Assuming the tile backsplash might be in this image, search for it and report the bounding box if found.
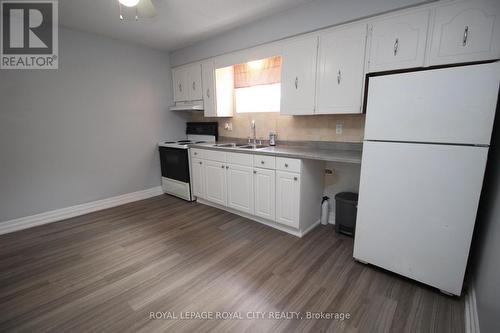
[190,112,365,142]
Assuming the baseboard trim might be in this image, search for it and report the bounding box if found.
[0,186,163,235]
[465,282,480,333]
[196,198,320,238]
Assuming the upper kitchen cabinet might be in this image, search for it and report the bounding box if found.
[280,35,318,115]
[429,0,500,66]
[368,10,430,72]
[201,60,216,117]
[316,24,367,114]
[172,66,189,102]
[172,63,202,102]
[188,63,203,100]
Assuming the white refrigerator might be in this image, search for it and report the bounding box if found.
[353,62,500,296]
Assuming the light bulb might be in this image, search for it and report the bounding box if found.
[119,0,140,7]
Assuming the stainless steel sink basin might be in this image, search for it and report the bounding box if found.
[212,143,269,149]
[239,144,269,149]
[213,143,237,147]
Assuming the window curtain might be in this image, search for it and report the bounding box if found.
[233,56,282,89]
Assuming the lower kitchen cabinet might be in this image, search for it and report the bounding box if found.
[191,158,205,199]
[254,168,276,221]
[275,171,301,228]
[227,164,254,214]
[203,160,227,206]
[190,149,325,237]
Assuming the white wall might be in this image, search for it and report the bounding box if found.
[324,162,361,221]
[0,28,187,222]
[170,0,432,66]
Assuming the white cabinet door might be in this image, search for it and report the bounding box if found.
[368,10,430,72]
[172,67,188,102]
[275,171,300,228]
[204,160,227,206]
[191,158,205,199]
[316,24,367,114]
[201,60,217,117]
[280,35,318,115]
[227,164,254,214]
[429,0,500,66]
[187,63,203,100]
[253,168,275,221]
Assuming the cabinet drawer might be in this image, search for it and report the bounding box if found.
[276,157,301,173]
[227,152,253,166]
[253,155,276,169]
[190,148,226,162]
[190,148,204,159]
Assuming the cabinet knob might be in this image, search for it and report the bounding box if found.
[221,165,225,169]
[463,26,469,46]
[393,38,399,56]
[194,152,197,155]
[199,161,202,165]
[285,163,288,168]
[261,160,264,164]
[253,170,257,174]
[226,166,229,169]
[294,177,298,181]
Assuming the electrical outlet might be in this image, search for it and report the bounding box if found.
[336,123,343,135]
[224,122,233,131]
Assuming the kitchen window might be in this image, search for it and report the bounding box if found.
[233,56,281,113]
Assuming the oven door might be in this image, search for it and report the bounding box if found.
[159,147,190,183]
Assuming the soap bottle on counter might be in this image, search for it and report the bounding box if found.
[269,131,277,146]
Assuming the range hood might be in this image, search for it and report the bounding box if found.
[169,100,204,111]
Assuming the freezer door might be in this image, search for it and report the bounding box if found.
[353,141,488,295]
[364,62,500,145]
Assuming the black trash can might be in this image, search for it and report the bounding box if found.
[335,192,359,236]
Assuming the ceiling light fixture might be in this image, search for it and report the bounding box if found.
[119,0,140,7]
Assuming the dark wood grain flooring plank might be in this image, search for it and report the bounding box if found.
[0,195,465,333]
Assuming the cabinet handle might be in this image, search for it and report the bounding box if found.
[206,89,210,98]
[463,26,469,46]
[253,170,257,174]
[192,81,196,91]
[394,38,399,56]
[294,76,298,89]
[294,177,298,181]
[285,163,288,168]
[337,70,342,85]
[179,83,182,92]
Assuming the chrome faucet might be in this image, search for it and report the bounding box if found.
[251,120,256,144]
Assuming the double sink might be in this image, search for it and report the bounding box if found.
[213,143,269,150]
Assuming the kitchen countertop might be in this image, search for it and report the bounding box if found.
[189,140,363,164]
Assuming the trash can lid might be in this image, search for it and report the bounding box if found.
[335,192,358,203]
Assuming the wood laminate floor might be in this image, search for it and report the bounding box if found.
[0,195,464,333]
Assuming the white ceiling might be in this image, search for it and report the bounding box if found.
[60,0,316,51]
